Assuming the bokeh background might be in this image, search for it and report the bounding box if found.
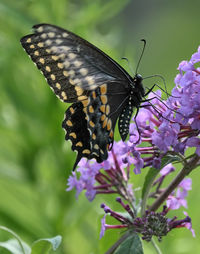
[0,0,200,253]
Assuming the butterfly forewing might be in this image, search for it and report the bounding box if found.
[20,24,134,170]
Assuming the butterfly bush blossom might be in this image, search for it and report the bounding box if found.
[67,46,200,242]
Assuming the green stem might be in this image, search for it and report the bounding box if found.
[151,238,162,254]
[105,231,130,254]
[141,169,160,216]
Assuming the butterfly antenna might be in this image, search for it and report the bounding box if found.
[121,57,134,75]
[135,39,146,74]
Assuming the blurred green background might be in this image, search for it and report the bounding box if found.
[0,0,200,253]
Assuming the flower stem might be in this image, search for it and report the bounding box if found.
[151,238,163,254]
[149,154,200,211]
[104,231,130,254]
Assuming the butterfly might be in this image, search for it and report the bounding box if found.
[20,24,146,170]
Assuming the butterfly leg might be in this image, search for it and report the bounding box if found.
[133,107,142,144]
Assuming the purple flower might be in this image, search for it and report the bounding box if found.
[100,214,107,239]
[183,211,195,237]
[66,172,84,199]
[160,163,175,176]
[166,178,192,210]
[66,158,100,201]
[169,211,195,237]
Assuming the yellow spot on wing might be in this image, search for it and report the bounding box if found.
[59,53,65,59]
[69,78,75,85]
[39,58,45,64]
[94,144,99,150]
[41,33,47,39]
[109,130,114,139]
[50,74,56,80]
[52,55,59,61]
[100,84,107,94]
[46,66,51,72]
[56,39,62,44]
[61,91,67,100]
[69,132,77,139]
[69,70,75,77]
[62,32,68,37]
[57,63,64,69]
[56,83,61,89]
[64,60,70,68]
[82,149,90,154]
[34,51,39,56]
[79,95,88,101]
[92,91,96,99]
[100,105,106,113]
[92,133,96,140]
[51,46,58,53]
[74,60,82,67]
[89,121,95,127]
[106,105,110,115]
[88,105,94,113]
[80,68,88,76]
[75,87,83,96]
[107,119,112,131]
[100,149,104,154]
[100,95,107,104]
[45,40,52,46]
[103,118,108,128]
[26,38,31,43]
[37,26,44,33]
[68,53,76,60]
[101,114,106,121]
[48,32,55,38]
[63,71,69,77]
[66,120,72,126]
[30,44,35,49]
[76,142,83,147]
[83,107,87,114]
[70,107,75,114]
[38,42,44,47]
[82,98,90,107]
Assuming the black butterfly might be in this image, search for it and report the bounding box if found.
[20,24,146,170]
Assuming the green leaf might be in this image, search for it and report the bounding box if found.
[141,154,182,215]
[160,154,182,168]
[31,235,62,254]
[0,239,31,254]
[0,226,30,254]
[114,233,143,254]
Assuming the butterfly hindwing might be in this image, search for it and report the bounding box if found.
[62,82,129,168]
[62,102,91,170]
[84,82,129,160]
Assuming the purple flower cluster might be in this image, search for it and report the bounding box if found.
[67,142,134,201]
[100,200,194,241]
